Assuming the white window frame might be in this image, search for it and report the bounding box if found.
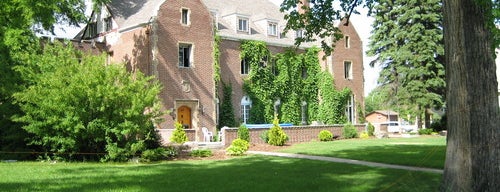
[238,17,249,33]
[181,8,190,26]
[241,58,250,74]
[344,60,353,80]
[296,29,304,38]
[179,43,193,68]
[268,22,278,36]
[345,35,350,48]
[345,95,355,124]
[241,96,252,124]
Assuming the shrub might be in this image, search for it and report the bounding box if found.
[171,122,188,143]
[418,128,433,135]
[367,123,375,136]
[164,146,179,159]
[342,123,358,139]
[190,149,213,157]
[226,138,249,156]
[141,148,167,162]
[267,117,289,146]
[318,130,333,141]
[238,124,250,142]
[259,130,269,143]
[360,132,370,139]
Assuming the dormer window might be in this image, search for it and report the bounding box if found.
[238,17,249,32]
[268,22,278,36]
[104,17,112,31]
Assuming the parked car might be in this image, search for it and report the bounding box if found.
[386,121,417,133]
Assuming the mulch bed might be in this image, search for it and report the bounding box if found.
[174,143,292,161]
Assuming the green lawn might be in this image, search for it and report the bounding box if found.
[279,136,446,169]
[0,156,441,192]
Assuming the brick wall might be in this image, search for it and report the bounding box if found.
[155,0,217,137]
[330,20,365,121]
[221,124,366,146]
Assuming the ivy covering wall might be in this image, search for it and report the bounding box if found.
[240,40,350,125]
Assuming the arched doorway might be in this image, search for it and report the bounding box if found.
[177,106,192,128]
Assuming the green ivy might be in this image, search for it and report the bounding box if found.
[240,40,349,125]
[317,71,351,124]
[218,81,236,128]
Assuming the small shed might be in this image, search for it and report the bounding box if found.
[365,110,399,124]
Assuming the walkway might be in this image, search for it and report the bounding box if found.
[247,151,443,174]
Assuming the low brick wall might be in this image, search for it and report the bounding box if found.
[157,129,196,144]
[221,124,366,146]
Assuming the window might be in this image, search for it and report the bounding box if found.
[268,22,278,36]
[238,18,249,32]
[345,36,350,48]
[344,61,353,79]
[181,8,189,25]
[296,29,304,38]
[104,17,112,31]
[179,43,192,67]
[346,95,355,124]
[241,96,252,124]
[87,22,97,38]
[241,58,250,74]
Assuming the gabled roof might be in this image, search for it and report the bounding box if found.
[367,110,399,116]
[107,0,166,31]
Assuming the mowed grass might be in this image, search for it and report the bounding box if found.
[0,155,441,192]
[279,136,446,169]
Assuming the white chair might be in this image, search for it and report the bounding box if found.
[201,127,213,142]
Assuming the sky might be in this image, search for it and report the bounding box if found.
[47,0,380,96]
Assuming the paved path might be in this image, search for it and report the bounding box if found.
[247,151,443,174]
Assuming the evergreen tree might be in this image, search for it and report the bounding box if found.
[367,0,445,127]
[218,81,236,128]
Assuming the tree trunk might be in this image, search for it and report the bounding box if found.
[442,0,500,191]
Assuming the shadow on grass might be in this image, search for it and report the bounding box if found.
[0,155,441,192]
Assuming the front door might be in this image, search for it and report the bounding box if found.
[177,106,192,128]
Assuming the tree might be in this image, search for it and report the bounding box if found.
[281,0,499,190]
[367,0,445,128]
[13,42,163,161]
[218,81,237,128]
[0,0,109,159]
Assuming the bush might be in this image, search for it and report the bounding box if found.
[318,130,333,141]
[267,117,289,146]
[226,138,249,156]
[259,130,269,143]
[367,123,375,136]
[238,124,250,142]
[418,128,433,135]
[141,148,168,162]
[430,115,447,132]
[164,146,179,159]
[360,132,370,139]
[190,149,213,157]
[342,123,358,139]
[171,122,188,143]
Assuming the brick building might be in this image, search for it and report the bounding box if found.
[76,0,364,141]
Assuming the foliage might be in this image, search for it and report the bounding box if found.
[226,138,249,156]
[171,122,188,144]
[317,71,351,124]
[141,148,167,162]
[163,146,180,159]
[218,81,236,128]
[360,132,370,139]
[367,0,445,126]
[367,123,375,136]
[267,117,289,146]
[318,130,333,141]
[430,114,446,132]
[259,130,270,143]
[241,41,322,124]
[418,128,433,135]
[342,123,358,139]
[237,124,250,142]
[12,42,162,162]
[190,149,213,157]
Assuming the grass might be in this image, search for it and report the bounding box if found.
[0,156,441,192]
[279,136,446,169]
